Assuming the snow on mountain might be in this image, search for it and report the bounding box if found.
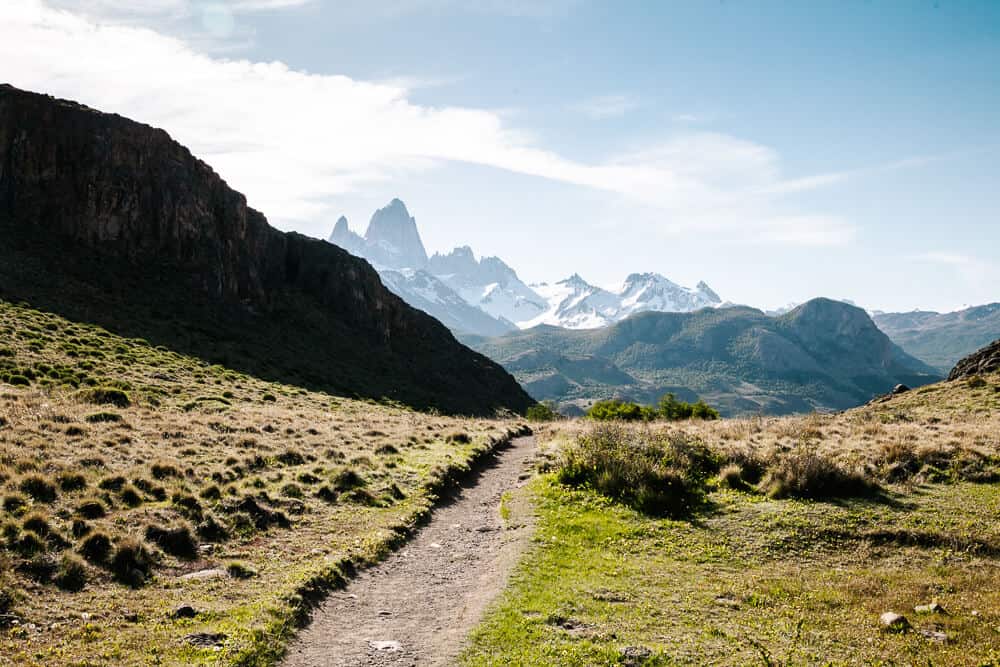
[524,273,721,330]
[327,198,723,335]
[429,246,547,324]
[617,273,722,319]
[378,268,513,337]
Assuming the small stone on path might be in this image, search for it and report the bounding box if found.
[369,640,402,652]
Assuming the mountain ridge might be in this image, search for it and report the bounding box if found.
[0,83,532,415]
[462,298,940,416]
[326,206,723,335]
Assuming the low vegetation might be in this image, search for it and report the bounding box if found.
[465,371,1000,665]
[0,299,527,665]
[586,393,719,422]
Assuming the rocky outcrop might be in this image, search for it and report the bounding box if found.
[948,339,1000,380]
[0,84,532,415]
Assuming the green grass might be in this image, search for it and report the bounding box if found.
[463,476,1000,666]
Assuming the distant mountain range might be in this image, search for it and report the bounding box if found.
[461,298,941,417]
[872,304,1000,373]
[0,85,532,416]
[328,201,721,336]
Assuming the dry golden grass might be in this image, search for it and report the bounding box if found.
[0,300,526,665]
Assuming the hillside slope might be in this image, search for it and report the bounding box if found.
[464,299,940,416]
[873,304,1000,372]
[0,84,531,415]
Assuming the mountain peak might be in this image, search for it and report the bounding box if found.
[696,281,721,304]
[362,198,428,269]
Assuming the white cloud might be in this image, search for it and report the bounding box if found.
[572,94,640,119]
[1,0,860,245]
[910,252,995,284]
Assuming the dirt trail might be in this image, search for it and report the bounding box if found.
[282,436,537,667]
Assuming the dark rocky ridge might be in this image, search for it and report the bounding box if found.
[0,84,532,415]
[948,339,1000,381]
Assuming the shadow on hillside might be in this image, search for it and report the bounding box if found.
[0,238,529,416]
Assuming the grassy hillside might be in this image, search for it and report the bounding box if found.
[0,299,527,665]
[465,299,940,416]
[464,372,1000,665]
[874,304,1000,373]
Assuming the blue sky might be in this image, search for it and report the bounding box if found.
[3,0,998,311]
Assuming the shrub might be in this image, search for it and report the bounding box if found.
[718,463,751,491]
[526,402,559,422]
[199,484,222,500]
[133,478,166,500]
[58,472,87,492]
[71,519,91,538]
[18,554,58,583]
[15,530,46,557]
[332,469,366,491]
[262,393,277,402]
[280,483,304,499]
[171,492,202,520]
[145,523,197,559]
[315,485,338,503]
[446,432,472,444]
[85,412,122,424]
[79,531,113,563]
[98,475,126,492]
[968,375,988,389]
[7,375,30,387]
[761,450,879,500]
[2,493,28,515]
[196,514,229,542]
[22,512,51,536]
[150,462,181,480]
[558,425,717,516]
[587,399,655,422]
[119,485,143,507]
[19,475,57,502]
[111,539,154,587]
[226,562,256,579]
[78,387,131,408]
[54,554,88,592]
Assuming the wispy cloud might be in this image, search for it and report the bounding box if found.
[910,252,995,284]
[572,94,640,119]
[2,0,865,246]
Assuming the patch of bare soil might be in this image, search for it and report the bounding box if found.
[282,436,537,666]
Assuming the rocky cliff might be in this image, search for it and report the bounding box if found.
[948,339,1000,380]
[0,84,532,415]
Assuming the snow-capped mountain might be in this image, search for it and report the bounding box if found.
[378,268,514,337]
[428,246,547,324]
[329,199,428,270]
[523,273,722,329]
[326,199,723,336]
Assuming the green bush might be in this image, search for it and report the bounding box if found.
[78,386,131,408]
[526,402,559,422]
[587,399,655,422]
[558,424,717,516]
[762,449,878,500]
